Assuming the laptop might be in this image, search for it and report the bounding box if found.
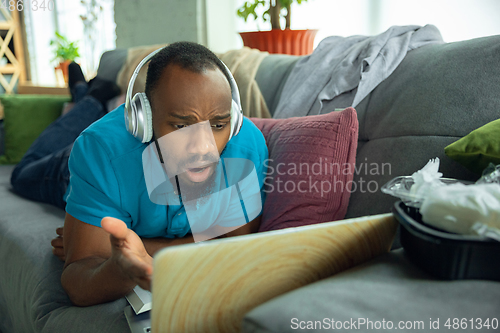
[125,213,397,333]
[124,304,151,333]
[124,286,152,333]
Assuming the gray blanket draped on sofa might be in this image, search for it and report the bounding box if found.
[273,24,443,118]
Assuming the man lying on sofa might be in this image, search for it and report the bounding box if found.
[11,42,268,306]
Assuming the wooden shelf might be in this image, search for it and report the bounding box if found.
[0,22,11,30]
[18,82,70,96]
[0,9,26,94]
[0,64,15,74]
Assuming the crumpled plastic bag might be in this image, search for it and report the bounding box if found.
[409,158,444,199]
[382,158,500,241]
[381,158,454,208]
[476,163,500,185]
[420,182,500,238]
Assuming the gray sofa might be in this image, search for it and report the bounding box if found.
[1,35,500,332]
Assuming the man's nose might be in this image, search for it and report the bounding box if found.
[186,127,215,155]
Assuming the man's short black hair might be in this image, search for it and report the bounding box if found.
[145,41,232,105]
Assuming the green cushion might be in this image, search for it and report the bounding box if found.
[445,118,500,174]
[0,95,69,165]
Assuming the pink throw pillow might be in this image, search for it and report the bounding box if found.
[251,107,359,232]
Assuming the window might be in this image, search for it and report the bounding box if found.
[23,0,115,86]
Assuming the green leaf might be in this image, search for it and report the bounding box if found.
[236,0,267,22]
[49,31,80,63]
[236,0,311,29]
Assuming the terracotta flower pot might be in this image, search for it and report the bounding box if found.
[54,60,72,85]
[239,29,318,55]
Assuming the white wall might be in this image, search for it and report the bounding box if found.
[371,0,500,43]
[206,0,240,53]
[114,0,238,54]
[115,0,205,48]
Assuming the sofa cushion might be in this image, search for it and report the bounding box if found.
[0,165,129,333]
[251,107,358,232]
[445,118,500,175]
[242,249,500,333]
[0,95,69,165]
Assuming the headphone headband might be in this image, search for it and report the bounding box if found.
[124,48,162,114]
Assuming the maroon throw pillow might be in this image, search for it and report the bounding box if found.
[251,107,359,232]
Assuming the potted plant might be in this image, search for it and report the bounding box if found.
[50,31,81,84]
[237,0,317,55]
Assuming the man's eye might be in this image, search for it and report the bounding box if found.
[174,124,187,129]
[211,123,226,130]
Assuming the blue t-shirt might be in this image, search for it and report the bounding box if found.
[64,105,268,238]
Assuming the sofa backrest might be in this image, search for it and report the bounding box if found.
[255,54,300,115]
[347,35,500,222]
[96,48,128,83]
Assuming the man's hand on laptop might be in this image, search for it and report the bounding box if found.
[101,217,154,291]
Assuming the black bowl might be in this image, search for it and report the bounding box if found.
[393,201,500,281]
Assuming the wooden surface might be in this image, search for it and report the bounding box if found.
[152,213,398,333]
[0,9,26,94]
[17,82,70,96]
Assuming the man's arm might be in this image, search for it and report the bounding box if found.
[141,235,194,256]
[62,213,152,307]
[218,215,262,238]
[59,213,261,306]
[228,215,261,235]
[141,215,261,255]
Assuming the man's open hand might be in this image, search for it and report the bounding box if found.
[101,217,153,291]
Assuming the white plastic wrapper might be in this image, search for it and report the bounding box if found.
[409,158,444,199]
[420,182,500,239]
[381,158,448,208]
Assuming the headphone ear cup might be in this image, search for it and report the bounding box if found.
[132,92,153,143]
[125,98,137,137]
[229,99,242,140]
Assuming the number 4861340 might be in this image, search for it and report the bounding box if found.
[0,0,55,11]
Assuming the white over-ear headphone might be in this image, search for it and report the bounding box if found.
[124,48,244,143]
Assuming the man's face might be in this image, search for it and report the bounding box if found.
[151,64,232,192]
